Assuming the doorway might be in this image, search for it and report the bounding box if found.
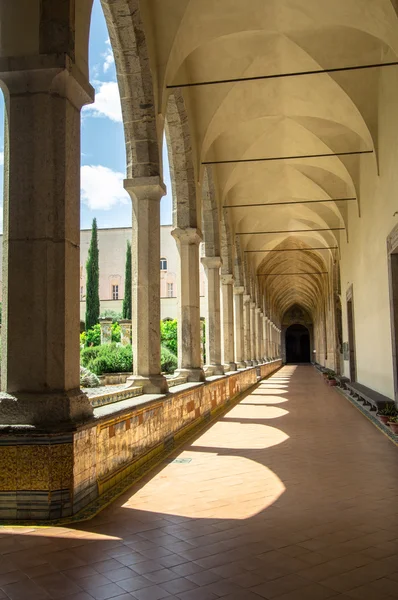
[286,324,310,363]
[346,288,356,382]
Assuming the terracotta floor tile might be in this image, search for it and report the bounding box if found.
[1,367,398,600]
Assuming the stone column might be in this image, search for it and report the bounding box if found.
[0,60,94,425]
[221,274,237,372]
[99,318,113,345]
[267,319,272,358]
[125,177,168,394]
[119,319,132,346]
[201,257,224,375]
[262,314,268,361]
[171,228,205,382]
[250,301,258,365]
[234,287,246,369]
[255,308,262,363]
[243,294,252,366]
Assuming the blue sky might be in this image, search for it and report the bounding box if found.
[0,0,172,232]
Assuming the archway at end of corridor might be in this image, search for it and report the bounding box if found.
[285,324,310,363]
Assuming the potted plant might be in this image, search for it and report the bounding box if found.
[377,403,397,425]
[387,415,398,434]
[327,373,337,386]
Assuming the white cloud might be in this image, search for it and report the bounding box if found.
[81,165,129,210]
[103,39,115,74]
[84,81,122,122]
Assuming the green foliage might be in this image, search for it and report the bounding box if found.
[100,309,122,320]
[388,415,398,423]
[111,322,121,343]
[80,366,100,388]
[161,345,178,374]
[378,403,398,417]
[122,240,132,320]
[80,323,101,347]
[85,218,100,330]
[82,343,133,375]
[160,319,178,355]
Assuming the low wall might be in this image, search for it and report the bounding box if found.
[0,360,281,521]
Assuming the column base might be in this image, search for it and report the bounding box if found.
[245,360,253,367]
[0,389,93,427]
[224,362,238,372]
[126,374,169,394]
[252,360,259,366]
[237,361,247,369]
[204,364,225,376]
[175,368,206,383]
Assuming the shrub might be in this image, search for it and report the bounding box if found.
[85,343,133,375]
[160,319,178,355]
[80,345,102,368]
[161,345,178,375]
[80,366,100,388]
[80,323,101,347]
[111,322,121,343]
[99,309,122,320]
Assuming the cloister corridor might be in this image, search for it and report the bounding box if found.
[1,366,397,600]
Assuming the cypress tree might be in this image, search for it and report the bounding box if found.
[122,240,132,319]
[85,218,100,330]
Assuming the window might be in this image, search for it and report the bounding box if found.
[160,257,167,271]
[112,285,119,300]
[167,283,174,298]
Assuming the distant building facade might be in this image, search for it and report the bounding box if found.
[79,225,207,323]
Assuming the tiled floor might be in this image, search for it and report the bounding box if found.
[1,365,398,599]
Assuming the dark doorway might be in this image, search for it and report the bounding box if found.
[347,293,356,382]
[286,324,310,363]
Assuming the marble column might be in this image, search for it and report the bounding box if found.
[125,177,168,394]
[255,307,262,363]
[267,319,272,358]
[0,61,94,425]
[250,301,258,365]
[99,318,113,345]
[221,274,237,372]
[171,228,205,382]
[262,314,268,361]
[119,320,132,346]
[234,287,246,369]
[201,257,224,375]
[243,294,252,366]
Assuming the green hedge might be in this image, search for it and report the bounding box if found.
[81,343,177,376]
[160,319,178,355]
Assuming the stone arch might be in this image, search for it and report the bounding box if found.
[101,0,160,179]
[165,90,199,229]
[201,166,220,257]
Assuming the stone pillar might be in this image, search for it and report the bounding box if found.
[255,308,262,363]
[125,177,168,394]
[243,294,252,366]
[171,228,205,382]
[234,287,246,369]
[221,274,237,372]
[0,60,94,425]
[201,257,224,375]
[99,318,113,345]
[119,319,132,346]
[262,314,268,361]
[250,301,258,365]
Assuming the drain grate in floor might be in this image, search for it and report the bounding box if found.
[166,457,192,464]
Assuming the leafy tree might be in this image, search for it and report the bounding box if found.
[85,218,100,330]
[160,319,178,355]
[122,240,132,319]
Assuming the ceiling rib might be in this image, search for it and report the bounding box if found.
[237,228,345,236]
[204,150,372,165]
[245,247,338,253]
[225,198,356,208]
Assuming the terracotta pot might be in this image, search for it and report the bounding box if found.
[377,414,390,425]
[388,422,398,434]
[328,379,337,386]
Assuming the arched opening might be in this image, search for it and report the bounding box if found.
[286,324,311,364]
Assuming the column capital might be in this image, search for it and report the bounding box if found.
[124,176,166,201]
[250,301,256,309]
[233,286,245,295]
[255,306,262,314]
[0,54,94,110]
[171,227,203,245]
[221,273,234,286]
[201,256,222,269]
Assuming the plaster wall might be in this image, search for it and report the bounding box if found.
[339,68,398,398]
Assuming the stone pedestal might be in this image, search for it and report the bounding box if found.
[0,59,94,425]
[243,294,252,366]
[234,287,246,368]
[119,319,132,346]
[125,177,168,394]
[221,274,237,372]
[202,257,224,375]
[99,318,113,345]
[171,228,205,382]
